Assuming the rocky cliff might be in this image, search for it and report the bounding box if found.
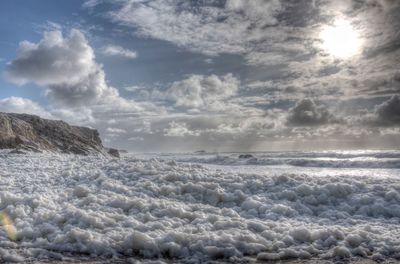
[0,112,108,155]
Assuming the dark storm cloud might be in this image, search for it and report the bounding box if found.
[375,95,400,125]
[287,99,336,126]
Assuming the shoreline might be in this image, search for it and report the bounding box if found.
[37,257,400,264]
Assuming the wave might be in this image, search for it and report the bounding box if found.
[170,151,400,169]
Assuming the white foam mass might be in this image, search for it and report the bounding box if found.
[0,150,399,262]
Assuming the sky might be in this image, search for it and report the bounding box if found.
[0,0,400,152]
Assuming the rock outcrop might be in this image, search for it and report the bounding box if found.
[106,148,120,158]
[238,154,254,159]
[0,112,106,155]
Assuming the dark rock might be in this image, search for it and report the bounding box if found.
[238,154,254,159]
[107,148,120,158]
[0,112,106,155]
[9,149,27,155]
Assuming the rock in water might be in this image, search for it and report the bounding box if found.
[0,112,106,155]
[107,148,120,158]
[238,154,254,159]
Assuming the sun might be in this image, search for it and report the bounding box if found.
[319,19,362,59]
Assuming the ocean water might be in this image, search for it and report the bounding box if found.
[0,150,399,262]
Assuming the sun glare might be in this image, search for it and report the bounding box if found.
[320,19,362,59]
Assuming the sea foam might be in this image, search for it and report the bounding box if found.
[0,150,398,262]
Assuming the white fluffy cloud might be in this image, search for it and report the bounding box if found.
[50,107,95,124]
[3,29,169,148]
[166,74,239,109]
[106,127,127,134]
[5,30,94,86]
[0,97,51,118]
[5,30,120,107]
[163,121,200,137]
[101,45,137,59]
[4,29,162,121]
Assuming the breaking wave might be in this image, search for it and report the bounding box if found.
[168,150,400,169]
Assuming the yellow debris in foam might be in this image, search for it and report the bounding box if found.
[0,212,16,241]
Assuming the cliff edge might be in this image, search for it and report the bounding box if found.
[0,112,108,155]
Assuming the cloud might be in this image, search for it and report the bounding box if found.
[34,20,62,33]
[97,0,321,69]
[110,0,283,57]
[104,127,128,140]
[82,0,103,9]
[50,107,95,124]
[3,28,168,147]
[0,97,96,127]
[287,99,335,126]
[127,136,144,141]
[104,0,400,100]
[225,0,282,23]
[374,94,400,124]
[166,74,239,109]
[45,68,120,107]
[163,121,200,137]
[124,85,145,92]
[5,29,120,107]
[101,45,137,59]
[0,97,51,118]
[370,0,400,10]
[355,95,400,127]
[106,127,127,134]
[2,1,398,151]
[153,108,286,141]
[211,114,284,137]
[6,30,95,86]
